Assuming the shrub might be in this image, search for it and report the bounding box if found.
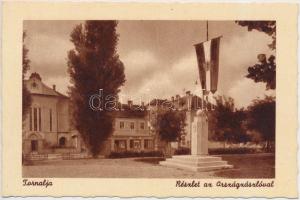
[174,147,191,155]
[172,147,267,155]
[108,151,163,158]
[208,147,259,155]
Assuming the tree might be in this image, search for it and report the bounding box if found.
[210,96,249,147]
[246,96,275,151]
[22,31,32,120]
[67,21,126,157]
[237,21,276,50]
[246,54,275,90]
[153,109,186,156]
[236,21,276,89]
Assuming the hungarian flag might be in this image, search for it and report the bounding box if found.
[194,37,221,94]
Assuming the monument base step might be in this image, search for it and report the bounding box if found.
[160,155,233,172]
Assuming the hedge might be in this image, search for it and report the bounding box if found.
[174,147,260,155]
[108,151,163,158]
[209,147,258,155]
[174,147,191,155]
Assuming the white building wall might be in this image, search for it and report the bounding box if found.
[114,118,150,136]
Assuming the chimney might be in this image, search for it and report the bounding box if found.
[186,90,191,96]
[52,84,56,91]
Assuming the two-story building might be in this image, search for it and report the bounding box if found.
[22,72,83,155]
[109,105,155,152]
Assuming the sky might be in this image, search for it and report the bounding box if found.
[24,20,275,108]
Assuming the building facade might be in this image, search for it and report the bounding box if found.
[22,73,83,155]
[109,115,155,153]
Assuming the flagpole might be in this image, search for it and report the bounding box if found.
[206,21,208,41]
[202,89,205,110]
[202,20,209,110]
[193,35,222,46]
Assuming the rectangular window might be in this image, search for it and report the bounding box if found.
[120,121,124,129]
[49,109,52,132]
[115,140,126,150]
[144,139,153,149]
[130,122,135,130]
[119,140,126,149]
[140,122,145,130]
[133,140,141,149]
[144,139,148,148]
[29,107,32,131]
[38,108,41,131]
[130,140,134,148]
[33,108,37,131]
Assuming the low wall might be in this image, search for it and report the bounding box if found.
[24,152,90,161]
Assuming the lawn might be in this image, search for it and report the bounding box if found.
[23,153,274,178]
[213,153,275,178]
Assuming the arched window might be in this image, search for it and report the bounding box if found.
[59,137,66,147]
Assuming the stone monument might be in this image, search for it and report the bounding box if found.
[159,110,233,172]
[160,30,233,171]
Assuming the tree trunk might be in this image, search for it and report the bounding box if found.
[165,142,172,158]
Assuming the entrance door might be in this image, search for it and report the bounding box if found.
[59,137,66,147]
[31,140,38,152]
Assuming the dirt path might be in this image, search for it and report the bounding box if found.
[23,158,215,178]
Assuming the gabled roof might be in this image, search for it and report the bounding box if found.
[25,73,68,98]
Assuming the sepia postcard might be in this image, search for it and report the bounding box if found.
[1,1,298,198]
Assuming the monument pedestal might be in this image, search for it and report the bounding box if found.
[159,110,233,172]
[160,155,232,172]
